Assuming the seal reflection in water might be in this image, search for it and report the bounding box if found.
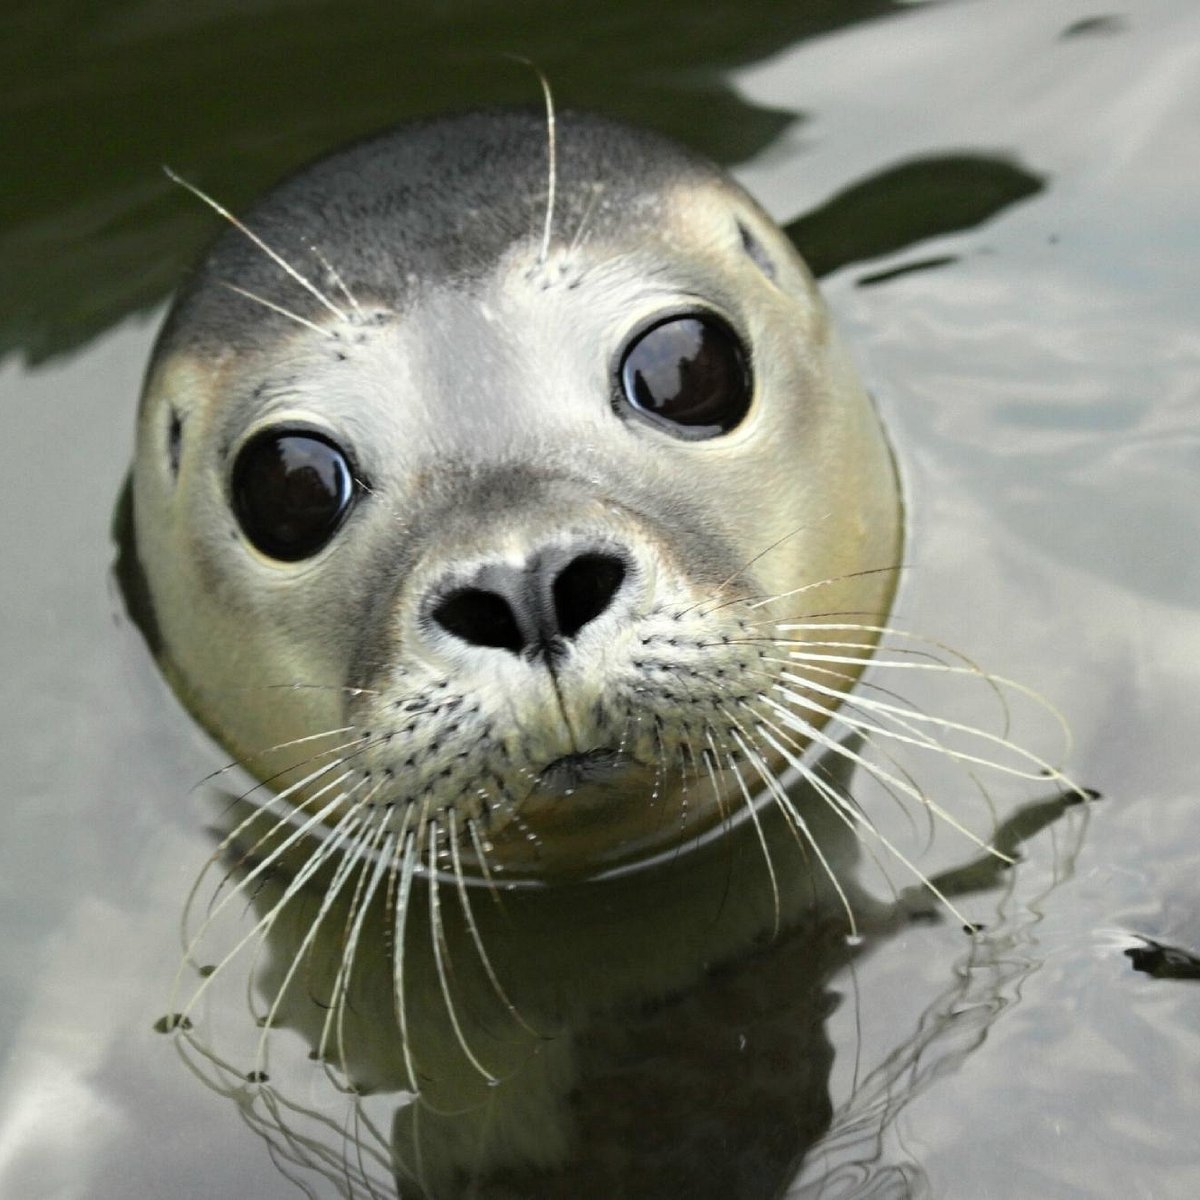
[123,110,1064,1198]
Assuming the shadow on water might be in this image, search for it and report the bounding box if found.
[157,746,1091,1199]
[786,156,1045,282]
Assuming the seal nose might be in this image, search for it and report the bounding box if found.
[430,546,629,658]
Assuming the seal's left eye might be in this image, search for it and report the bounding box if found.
[618,314,752,439]
[231,429,355,561]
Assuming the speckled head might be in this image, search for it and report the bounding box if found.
[129,109,901,880]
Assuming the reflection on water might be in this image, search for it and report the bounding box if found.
[160,755,1088,1198]
[167,773,855,1199]
[1,0,913,364]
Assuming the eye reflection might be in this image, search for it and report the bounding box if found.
[618,314,752,438]
[231,429,355,561]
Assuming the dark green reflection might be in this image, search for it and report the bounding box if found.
[786,154,1045,280]
[3,0,910,363]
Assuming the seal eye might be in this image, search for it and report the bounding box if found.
[618,314,752,438]
[231,429,355,561]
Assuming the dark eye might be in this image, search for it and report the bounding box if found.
[618,314,752,438]
[231,429,355,561]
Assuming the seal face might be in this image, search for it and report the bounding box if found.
[130,110,902,881]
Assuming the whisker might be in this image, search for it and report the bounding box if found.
[565,181,604,257]
[695,564,903,622]
[710,728,781,938]
[687,729,742,920]
[677,523,821,619]
[446,809,541,1037]
[176,797,369,1024]
[325,821,396,1086]
[427,817,500,1084]
[201,738,366,847]
[760,618,1078,759]
[176,772,360,999]
[164,166,349,323]
[465,811,505,904]
[752,711,976,928]
[763,688,1002,861]
[773,667,1068,784]
[727,722,858,937]
[743,565,907,612]
[261,684,380,698]
[218,281,337,339]
[307,242,366,320]
[190,725,357,793]
[391,828,422,1095]
[254,813,384,1079]
[202,762,360,918]
[535,66,557,266]
[713,648,943,854]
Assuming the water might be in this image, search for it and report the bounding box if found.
[3,1,1198,1196]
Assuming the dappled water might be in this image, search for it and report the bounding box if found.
[3,1,1199,1196]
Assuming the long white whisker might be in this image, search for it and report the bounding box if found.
[743,564,907,612]
[209,751,363,880]
[255,814,383,1078]
[565,181,603,257]
[219,281,337,339]
[677,523,822,620]
[214,757,358,874]
[736,653,948,848]
[174,773,359,1007]
[727,723,859,937]
[709,728,780,937]
[427,819,499,1083]
[192,725,358,791]
[326,821,396,1084]
[308,242,366,319]
[164,166,349,323]
[772,621,1075,755]
[774,668,1066,783]
[753,716,976,928]
[762,691,1003,864]
[535,68,557,265]
[391,829,421,1096]
[177,795,367,1022]
[207,745,362,866]
[752,703,919,895]
[465,812,505,905]
[446,809,539,1037]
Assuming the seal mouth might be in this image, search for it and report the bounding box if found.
[533,748,632,794]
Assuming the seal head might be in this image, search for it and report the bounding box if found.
[130,110,901,879]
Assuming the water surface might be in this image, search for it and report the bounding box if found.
[3,2,1198,1196]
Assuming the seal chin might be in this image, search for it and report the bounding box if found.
[533,748,633,794]
[477,750,694,881]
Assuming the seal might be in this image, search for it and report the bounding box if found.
[129,109,902,881]
[124,108,1051,1198]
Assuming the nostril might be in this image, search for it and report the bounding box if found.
[432,588,525,652]
[552,553,627,640]
[428,547,630,658]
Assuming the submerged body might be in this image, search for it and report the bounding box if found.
[126,109,907,1196]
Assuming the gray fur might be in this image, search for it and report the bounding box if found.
[157,110,719,357]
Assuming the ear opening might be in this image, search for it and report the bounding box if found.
[737,219,778,283]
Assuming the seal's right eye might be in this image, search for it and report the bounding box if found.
[230,429,355,562]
